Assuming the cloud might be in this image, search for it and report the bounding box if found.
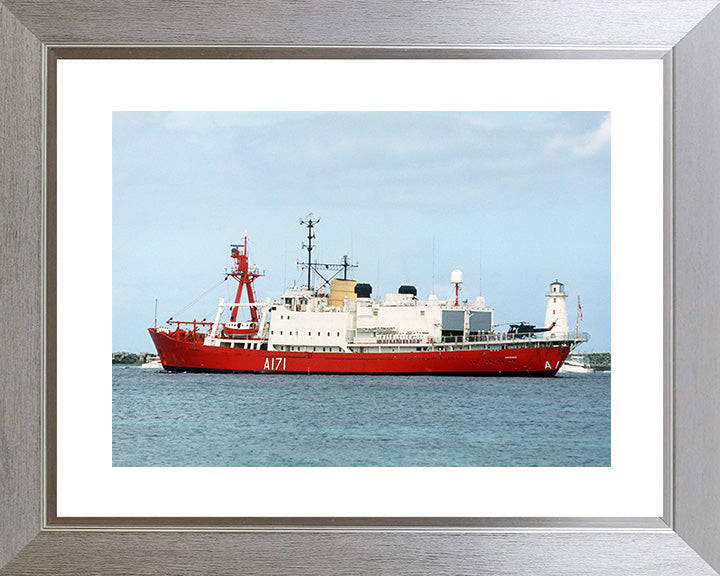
[163,112,317,132]
[547,114,610,157]
[463,116,504,130]
[115,111,610,212]
[573,115,611,157]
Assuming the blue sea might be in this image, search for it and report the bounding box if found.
[112,366,610,467]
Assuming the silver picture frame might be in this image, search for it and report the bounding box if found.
[2,1,720,574]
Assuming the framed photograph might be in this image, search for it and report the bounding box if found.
[2,2,720,574]
[58,60,657,520]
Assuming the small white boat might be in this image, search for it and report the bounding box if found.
[559,353,594,373]
[141,355,162,369]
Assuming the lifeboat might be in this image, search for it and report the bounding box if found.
[222,321,259,338]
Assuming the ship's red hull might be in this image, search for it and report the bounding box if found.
[149,329,571,376]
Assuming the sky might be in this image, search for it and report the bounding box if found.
[112,111,610,353]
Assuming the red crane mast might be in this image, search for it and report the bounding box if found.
[227,236,263,323]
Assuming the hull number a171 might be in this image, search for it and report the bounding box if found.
[264,357,287,371]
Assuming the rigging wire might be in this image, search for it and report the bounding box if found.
[166,277,228,321]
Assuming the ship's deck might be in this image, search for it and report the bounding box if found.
[202,331,589,354]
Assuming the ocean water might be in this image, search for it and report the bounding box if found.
[112,366,610,467]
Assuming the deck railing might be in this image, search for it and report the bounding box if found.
[441,331,589,344]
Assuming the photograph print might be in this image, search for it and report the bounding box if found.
[112,111,610,467]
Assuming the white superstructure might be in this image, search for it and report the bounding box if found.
[204,279,498,353]
[262,283,494,352]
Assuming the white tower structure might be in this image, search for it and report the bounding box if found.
[544,280,569,338]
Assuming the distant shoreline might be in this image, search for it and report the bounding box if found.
[112,352,154,366]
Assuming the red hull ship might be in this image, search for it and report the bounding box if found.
[149,220,587,376]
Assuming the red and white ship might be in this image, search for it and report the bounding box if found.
[149,219,588,376]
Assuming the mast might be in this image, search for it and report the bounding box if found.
[575,295,583,337]
[300,214,320,289]
[227,236,263,323]
[298,215,357,289]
